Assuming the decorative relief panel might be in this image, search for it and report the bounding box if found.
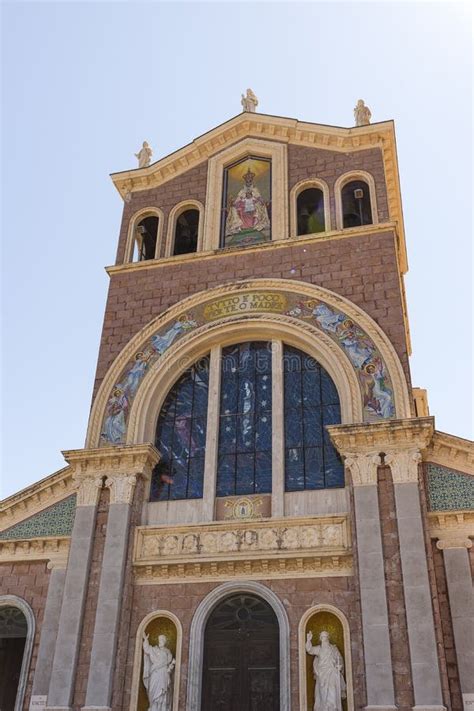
[133,515,351,584]
[0,495,76,540]
[427,463,474,512]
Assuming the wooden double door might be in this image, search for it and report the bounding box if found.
[201,594,280,711]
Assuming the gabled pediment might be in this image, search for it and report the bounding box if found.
[110,111,407,272]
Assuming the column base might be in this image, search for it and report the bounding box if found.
[45,708,73,711]
[81,708,112,711]
[412,707,446,711]
[365,707,398,711]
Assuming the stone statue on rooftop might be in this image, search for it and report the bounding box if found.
[241,88,258,113]
[135,141,153,168]
[354,99,372,126]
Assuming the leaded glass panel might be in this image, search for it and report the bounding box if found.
[283,345,344,491]
[152,356,210,501]
[217,342,272,496]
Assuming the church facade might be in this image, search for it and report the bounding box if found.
[1,105,473,711]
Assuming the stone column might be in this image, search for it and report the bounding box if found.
[83,444,159,711]
[46,473,103,711]
[437,535,474,705]
[271,340,285,518]
[384,419,445,711]
[328,424,396,711]
[30,560,67,707]
[202,345,222,521]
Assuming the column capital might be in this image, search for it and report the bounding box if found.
[63,444,160,505]
[344,451,381,486]
[385,449,422,483]
[428,510,474,550]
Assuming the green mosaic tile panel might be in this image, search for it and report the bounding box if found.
[427,464,474,511]
[0,495,76,539]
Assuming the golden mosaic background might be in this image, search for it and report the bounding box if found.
[138,616,177,711]
[305,611,347,711]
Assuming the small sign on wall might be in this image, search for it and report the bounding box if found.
[29,696,47,711]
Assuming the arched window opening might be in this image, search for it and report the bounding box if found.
[202,594,279,710]
[341,180,372,228]
[283,346,344,491]
[0,606,28,711]
[152,356,210,501]
[297,188,325,236]
[133,215,159,261]
[173,209,199,256]
[217,342,273,497]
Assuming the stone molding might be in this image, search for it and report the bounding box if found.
[86,278,412,447]
[133,515,352,584]
[423,430,474,476]
[0,596,35,711]
[343,452,381,486]
[0,467,73,532]
[63,444,160,505]
[110,112,407,273]
[0,536,70,568]
[428,510,474,550]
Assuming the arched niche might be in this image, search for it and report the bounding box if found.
[334,171,378,231]
[290,178,331,237]
[124,207,164,263]
[129,610,182,711]
[86,279,412,448]
[298,604,354,711]
[186,581,291,711]
[0,595,35,711]
[165,200,204,257]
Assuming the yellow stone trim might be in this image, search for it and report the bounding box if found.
[0,467,74,532]
[412,388,430,417]
[423,431,474,475]
[202,137,288,249]
[107,222,398,275]
[289,177,332,237]
[334,170,379,231]
[0,535,70,568]
[133,514,352,584]
[428,510,474,549]
[164,199,204,258]
[124,206,165,264]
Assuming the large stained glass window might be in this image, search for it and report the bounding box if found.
[221,156,271,248]
[151,356,210,501]
[217,342,272,496]
[284,346,344,491]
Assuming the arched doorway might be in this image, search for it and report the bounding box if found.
[201,593,280,711]
[0,605,28,711]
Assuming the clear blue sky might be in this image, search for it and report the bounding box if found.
[1,1,472,498]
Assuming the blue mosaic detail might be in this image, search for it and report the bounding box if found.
[427,464,474,512]
[0,495,76,539]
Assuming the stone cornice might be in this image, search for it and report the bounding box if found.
[133,514,352,584]
[110,112,407,273]
[327,417,434,456]
[0,466,74,532]
[428,510,474,550]
[0,536,70,568]
[423,430,474,476]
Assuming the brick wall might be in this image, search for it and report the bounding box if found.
[0,560,51,710]
[119,576,364,711]
[93,229,410,401]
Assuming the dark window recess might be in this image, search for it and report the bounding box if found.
[173,209,199,256]
[296,188,325,235]
[341,180,373,228]
[283,345,344,491]
[0,606,28,711]
[217,342,273,497]
[135,215,159,261]
[202,594,280,711]
[151,355,210,501]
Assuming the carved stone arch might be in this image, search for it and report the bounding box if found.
[86,279,412,447]
[334,170,379,230]
[186,580,291,711]
[298,603,354,711]
[165,199,204,257]
[290,178,331,236]
[129,610,182,711]
[0,595,35,711]
[124,206,165,263]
